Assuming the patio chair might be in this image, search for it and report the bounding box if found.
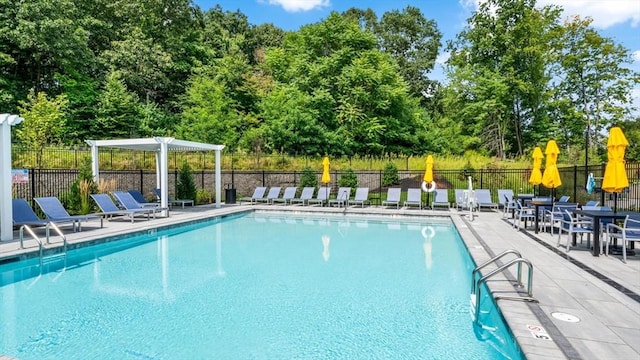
[584,200,599,207]
[558,195,570,203]
[501,194,517,218]
[308,187,331,206]
[239,186,267,205]
[605,215,640,263]
[153,188,194,208]
[497,189,514,215]
[91,193,155,222]
[381,188,401,209]
[112,191,168,217]
[290,187,315,206]
[543,203,578,235]
[271,186,298,205]
[348,187,370,207]
[33,196,103,232]
[128,189,161,207]
[431,189,450,210]
[557,209,593,252]
[404,188,423,209]
[513,200,536,230]
[475,190,499,211]
[255,186,281,204]
[329,187,351,207]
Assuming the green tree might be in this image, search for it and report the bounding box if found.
[176,162,197,201]
[382,162,399,186]
[16,90,68,166]
[93,71,142,138]
[338,168,358,193]
[299,167,318,189]
[66,157,97,214]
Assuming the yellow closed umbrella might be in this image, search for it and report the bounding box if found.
[602,127,629,212]
[423,155,434,183]
[321,156,330,184]
[529,147,543,185]
[541,140,562,196]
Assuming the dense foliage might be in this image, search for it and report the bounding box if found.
[1,0,638,162]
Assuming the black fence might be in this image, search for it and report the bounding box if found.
[10,163,640,212]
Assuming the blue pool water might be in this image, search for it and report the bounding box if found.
[0,212,523,359]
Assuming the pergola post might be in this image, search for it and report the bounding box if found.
[215,149,221,208]
[1,114,24,241]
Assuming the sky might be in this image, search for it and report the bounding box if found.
[193,0,640,107]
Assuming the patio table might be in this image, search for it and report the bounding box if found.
[572,209,640,256]
[529,200,554,234]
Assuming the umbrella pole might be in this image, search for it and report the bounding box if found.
[614,192,617,213]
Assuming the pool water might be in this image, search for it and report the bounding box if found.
[0,212,523,359]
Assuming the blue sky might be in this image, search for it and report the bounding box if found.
[194,0,640,106]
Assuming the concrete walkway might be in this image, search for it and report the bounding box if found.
[1,204,638,360]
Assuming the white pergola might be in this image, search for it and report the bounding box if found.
[1,114,24,241]
[85,138,225,214]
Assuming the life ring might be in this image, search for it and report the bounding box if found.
[421,226,435,239]
[421,180,436,193]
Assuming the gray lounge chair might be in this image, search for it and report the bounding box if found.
[255,187,281,204]
[431,189,450,209]
[348,187,370,207]
[404,188,423,209]
[112,191,168,216]
[290,187,315,205]
[475,190,499,211]
[382,188,401,209]
[271,186,298,205]
[308,187,331,206]
[239,186,267,205]
[329,187,351,207]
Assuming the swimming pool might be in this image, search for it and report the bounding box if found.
[1,211,523,359]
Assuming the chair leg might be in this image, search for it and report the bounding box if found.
[622,241,627,263]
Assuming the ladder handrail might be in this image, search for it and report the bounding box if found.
[47,222,67,253]
[473,257,536,322]
[20,225,44,267]
[471,249,522,294]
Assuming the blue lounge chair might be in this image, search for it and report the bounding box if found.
[329,187,351,207]
[112,191,169,216]
[33,196,103,232]
[431,189,450,210]
[127,189,162,207]
[91,194,155,222]
[382,188,401,209]
[475,190,499,211]
[153,188,194,208]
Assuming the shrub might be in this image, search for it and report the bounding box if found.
[382,162,399,186]
[196,188,213,205]
[338,168,358,192]
[176,162,197,201]
[300,167,318,189]
[67,157,97,214]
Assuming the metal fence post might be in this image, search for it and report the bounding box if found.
[573,165,577,202]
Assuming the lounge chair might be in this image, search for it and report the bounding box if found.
[290,187,315,205]
[382,188,401,209]
[112,191,168,216]
[404,188,423,209]
[33,196,103,232]
[12,198,76,243]
[329,187,351,207]
[127,189,162,207]
[431,189,450,209]
[271,186,298,205]
[239,186,267,205]
[308,187,331,206]
[153,188,194,208]
[454,189,466,210]
[348,187,370,207]
[475,190,499,211]
[255,187,281,204]
[91,193,155,222]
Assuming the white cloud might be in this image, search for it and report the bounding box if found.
[632,50,640,62]
[263,0,330,12]
[537,0,640,28]
[462,0,640,29]
[436,51,450,65]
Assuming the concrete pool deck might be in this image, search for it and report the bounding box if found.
[1,204,638,360]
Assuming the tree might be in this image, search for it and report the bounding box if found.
[93,71,142,138]
[375,6,442,99]
[16,90,68,166]
[176,162,197,201]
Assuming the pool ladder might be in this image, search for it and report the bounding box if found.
[20,223,68,267]
[471,250,537,322]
